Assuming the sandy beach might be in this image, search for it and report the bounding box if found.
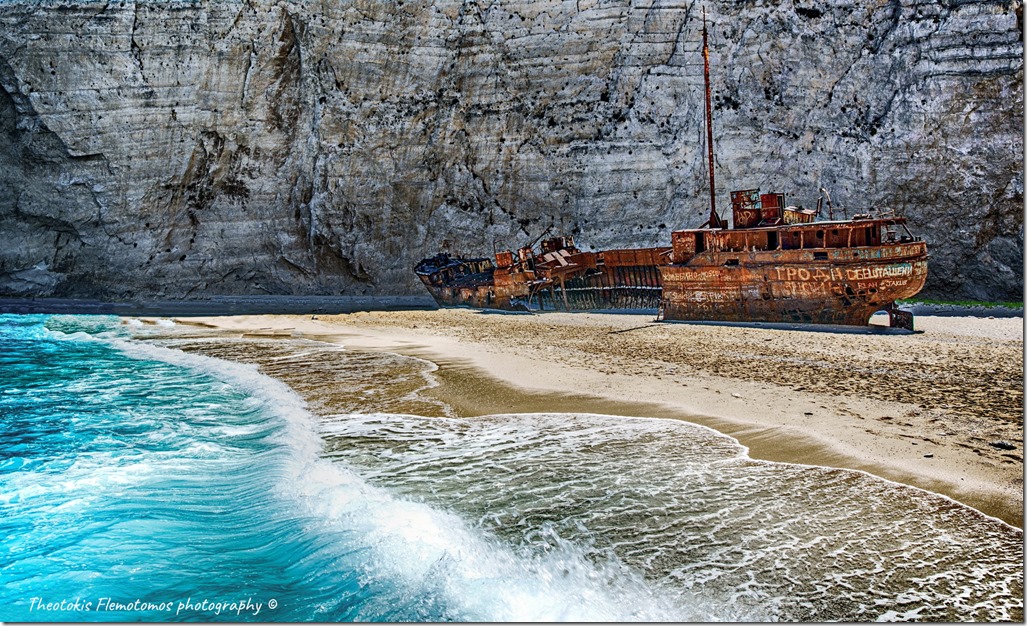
[177,309,1024,528]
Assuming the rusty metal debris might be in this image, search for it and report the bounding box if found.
[415,236,671,312]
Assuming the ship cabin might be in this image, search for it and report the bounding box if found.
[669,189,922,265]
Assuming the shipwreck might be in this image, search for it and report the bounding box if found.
[416,232,670,313]
[414,10,928,329]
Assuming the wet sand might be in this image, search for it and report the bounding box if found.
[175,310,1023,528]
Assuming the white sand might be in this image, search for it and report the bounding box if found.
[174,310,1024,527]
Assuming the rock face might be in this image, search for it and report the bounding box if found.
[0,0,1022,301]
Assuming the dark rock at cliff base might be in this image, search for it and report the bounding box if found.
[0,295,437,317]
[0,1,1022,301]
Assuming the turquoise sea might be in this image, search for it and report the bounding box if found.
[0,314,1022,621]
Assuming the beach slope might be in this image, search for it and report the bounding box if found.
[180,310,1024,527]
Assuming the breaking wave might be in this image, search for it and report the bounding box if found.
[0,315,1021,622]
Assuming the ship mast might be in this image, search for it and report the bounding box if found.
[702,7,722,228]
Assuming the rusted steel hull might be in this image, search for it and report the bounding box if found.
[535,261,665,311]
[415,246,670,312]
[414,254,499,308]
[417,280,498,310]
[658,242,928,326]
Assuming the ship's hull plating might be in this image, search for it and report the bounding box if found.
[416,240,928,327]
[417,280,498,309]
[658,242,928,326]
[416,262,665,311]
[537,268,664,310]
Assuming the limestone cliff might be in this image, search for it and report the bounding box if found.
[0,0,1022,301]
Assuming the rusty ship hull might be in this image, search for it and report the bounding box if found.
[415,239,671,312]
[652,14,927,329]
[659,239,928,327]
[416,214,928,328]
[659,200,928,329]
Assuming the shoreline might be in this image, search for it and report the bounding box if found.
[167,310,1023,528]
[1,295,1022,319]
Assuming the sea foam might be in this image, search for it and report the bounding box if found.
[111,331,704,621]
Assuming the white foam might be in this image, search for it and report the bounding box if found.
[107,336,702,621]
[105,334,1023,622]
[45,328,100,343]
[287,457,695,621]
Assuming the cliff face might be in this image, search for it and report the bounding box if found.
[0,0,1022,301]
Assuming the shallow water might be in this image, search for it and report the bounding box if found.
[0,315,1022,621]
